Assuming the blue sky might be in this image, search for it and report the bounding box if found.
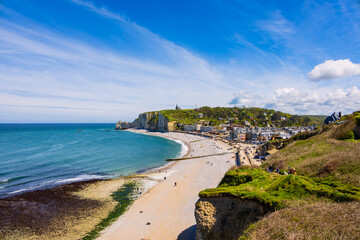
[0,0,359,122]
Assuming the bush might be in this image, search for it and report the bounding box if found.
[331,119,355,140]
[355,115,360,127]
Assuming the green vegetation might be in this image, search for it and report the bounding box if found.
[240,202,360,240]
[156,106,325,127]
[148,113,159,125]
[198,113,360,239]
[81,181,138,240]
[199,168,359,210]
[263,114,360,185]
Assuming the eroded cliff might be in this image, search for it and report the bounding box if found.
[195,197,271,240]
[116,112,170,131]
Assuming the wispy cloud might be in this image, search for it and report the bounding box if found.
[0,3,229,122]
[70,0,128,23]
[0,0,359,122]
[255,10,295,40]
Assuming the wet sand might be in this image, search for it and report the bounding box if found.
[0,179,125,240]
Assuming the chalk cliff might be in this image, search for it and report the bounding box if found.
[115,112,170,131]
[195,197,271,240]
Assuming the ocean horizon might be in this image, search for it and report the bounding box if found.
[0,123,184,198]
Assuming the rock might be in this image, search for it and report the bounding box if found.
[115,112,171,131]
[195,197,272,240]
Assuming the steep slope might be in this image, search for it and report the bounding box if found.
[195,112,360,240]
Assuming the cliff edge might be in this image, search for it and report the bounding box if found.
[116,112,173,132]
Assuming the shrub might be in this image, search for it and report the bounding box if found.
[330,119,355,140]
[355,115,360,127]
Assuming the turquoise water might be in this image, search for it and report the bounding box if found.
[0,124,183,198]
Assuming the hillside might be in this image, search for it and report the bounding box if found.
[158,107,325,127]
[195,111,360,240]
[263,112,360,185]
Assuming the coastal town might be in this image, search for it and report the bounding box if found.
[181,123,315,143]
[177,123,314,166]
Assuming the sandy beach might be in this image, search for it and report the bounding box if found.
[98,130,237,240]
[0,130,260,240]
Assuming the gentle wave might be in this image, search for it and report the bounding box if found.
[173,139,189,158]
[0,124,181,197]
[0,179,9,184]
[0,176,28,184]
[48,173,111,184]
[6,173,111,196]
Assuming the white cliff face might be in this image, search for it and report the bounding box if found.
[195,197,271,240]
[157,113,168,131]
[115,112,169,131]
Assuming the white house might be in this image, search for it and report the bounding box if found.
[200,126,213,132]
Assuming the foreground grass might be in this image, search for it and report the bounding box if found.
[81,181,138,240]
[240,202,360,240]
[199,168,360,210]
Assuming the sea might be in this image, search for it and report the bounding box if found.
[0,123,185,198]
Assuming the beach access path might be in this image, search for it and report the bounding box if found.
[97,130,236,240]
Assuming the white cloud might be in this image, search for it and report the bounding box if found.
[308,59,360,80]
[229,87,360,115]
[228,90,257,106]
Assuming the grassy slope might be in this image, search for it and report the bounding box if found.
[199,113,360,239]
[241,202,360,240]
[263,115,360,186]
[244,115,360,239]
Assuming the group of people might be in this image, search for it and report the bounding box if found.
[267,165,297,175]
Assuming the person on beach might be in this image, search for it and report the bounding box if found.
[174,182,177,187]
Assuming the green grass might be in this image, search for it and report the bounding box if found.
[81,181,138,240]
[263,116,360,186]
[199,168,360,210]
[154,107,323,127]
[240,201,360,240]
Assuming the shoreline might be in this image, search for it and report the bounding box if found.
[97,130,236,240]
[0,129,208,240]
[126,128,192,175]
[0,129,187,200]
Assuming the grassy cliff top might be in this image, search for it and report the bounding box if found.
[154,107,325,127]
[199,168,360,210]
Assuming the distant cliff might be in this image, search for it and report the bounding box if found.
[116,112,173,132]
